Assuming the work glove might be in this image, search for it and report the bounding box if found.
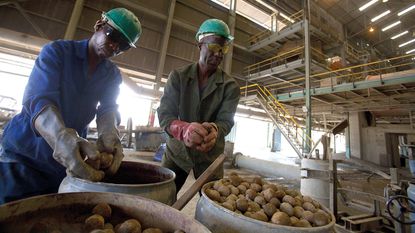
[34,106,104,181]
[198,122,218,152]
[169,120,208,148]
[96,111,124,176]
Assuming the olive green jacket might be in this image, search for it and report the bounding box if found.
[157,63,240,173]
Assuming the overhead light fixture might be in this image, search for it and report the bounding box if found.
[359,0,379,12]
[397,4,415,16]
[391,31,408,39]
[399,38,415,47]
[381,21,401,31]
[382,0,388,2]
[371,10,390,22]
[369,27,375,32]
[406,48,415,54]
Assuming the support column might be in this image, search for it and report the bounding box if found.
[223,0,236,74]
[155,0,176,91]
[304,0,312,154]
[64,0,85,40]
[348,112,364,159]
[346,112,351,158]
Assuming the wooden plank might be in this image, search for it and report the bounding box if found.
[172,154,225,210]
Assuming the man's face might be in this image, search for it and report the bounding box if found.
[93,21,131,58]
[198,35,229,69]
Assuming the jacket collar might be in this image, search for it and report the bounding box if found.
[188,63,224,100]
[75,39,89,59]
[188,63,224,84]
[75,39,112,69]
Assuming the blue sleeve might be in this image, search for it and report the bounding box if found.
[23,41,62,134]
[97,66,122,125]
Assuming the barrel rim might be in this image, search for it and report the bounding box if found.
[0,192,211,232]
[64,161,176,188]
[200,181,336,230]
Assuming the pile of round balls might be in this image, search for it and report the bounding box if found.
[85,203,186,233]
[204,173,331,228]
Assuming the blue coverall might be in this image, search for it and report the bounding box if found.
[0,39,121,204]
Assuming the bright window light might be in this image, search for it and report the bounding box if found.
[399,38,415,47]
[0,52,33,111]
[381,21,401,31]
[359,0,379,11]
[405,48,415,54]
[211,0,286,31]
[371,10,390,22]
[391,30,408,39]
[397,4,415,16]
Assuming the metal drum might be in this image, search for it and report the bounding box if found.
[0,192,210,233]
[195,182,335,233]
[59,161,176,205]
[300,158,330,208]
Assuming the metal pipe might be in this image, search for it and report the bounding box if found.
[155,0,176,91]
[304,0,312,154]
[64,0,85,40]
[223,0,236,74]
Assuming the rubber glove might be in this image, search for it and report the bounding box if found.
[34,106,104,181]
[168,120,208,148]
[96,111,124,176]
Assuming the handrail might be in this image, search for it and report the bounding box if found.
[244,46,329,77]
[248,10,304,44]
[244,46,304,73]
[240,84,315,151]
[264,53,415,89]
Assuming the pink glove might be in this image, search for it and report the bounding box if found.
[169,120,208,148]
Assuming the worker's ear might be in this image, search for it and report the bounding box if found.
[94,19,105,32]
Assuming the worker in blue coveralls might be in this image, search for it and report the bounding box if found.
[0,8,142,204]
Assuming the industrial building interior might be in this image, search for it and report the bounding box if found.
[0,0,415,232]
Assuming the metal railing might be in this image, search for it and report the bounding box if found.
[247,10,303,45]
[264,53,415,91]
[244,46,329,79]
[240,84,315,158]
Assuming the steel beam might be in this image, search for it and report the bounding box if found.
[155,0,175,91]
[64,0,85,40]
[223,0,236,74]
[304,0,312,154]
[276,75,415,101]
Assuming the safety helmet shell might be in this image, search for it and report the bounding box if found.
[195,18,234,42]
[102,8,142,48]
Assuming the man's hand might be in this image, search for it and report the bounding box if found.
[54,129,104,181]
[169,120,208,148]
[34,106,104,181]
[196,122,218,152]
[96,112,124,176]
[97,132,124,176]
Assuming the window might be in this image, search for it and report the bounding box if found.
[211,0,286,31]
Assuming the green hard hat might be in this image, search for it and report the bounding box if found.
[195,18,234,42]
[102,8,142,48]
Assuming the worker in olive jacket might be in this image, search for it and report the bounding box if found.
[157,19,240,194]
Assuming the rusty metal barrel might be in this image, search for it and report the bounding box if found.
[195,182,336,233]
[59,161,176,205]
[0,192,210,233]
